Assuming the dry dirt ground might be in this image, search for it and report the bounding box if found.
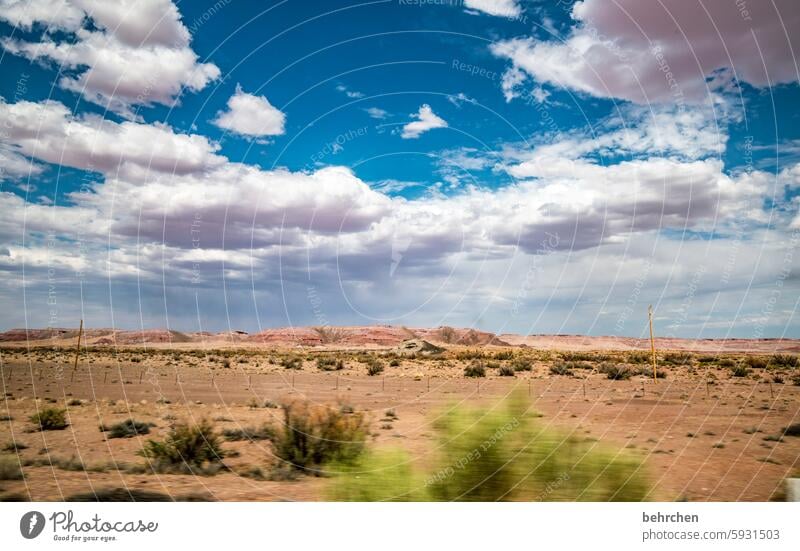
[1,342,799,502]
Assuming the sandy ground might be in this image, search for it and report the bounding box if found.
[1,345,799,502]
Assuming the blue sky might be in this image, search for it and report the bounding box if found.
[0,0,798,338]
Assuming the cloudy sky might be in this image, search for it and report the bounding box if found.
[0,0,798,338]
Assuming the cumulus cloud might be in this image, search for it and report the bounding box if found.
[0,99,223,178]
[491,0,800,104]
[464,0,521,18]
[0,92,794,334]
[0,0,219,118]
[0,145,43,180]
[212,85,286,138]
[401,104,448,139]
[0,0,85,31]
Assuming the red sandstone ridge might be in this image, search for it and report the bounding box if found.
[1,326,798,353]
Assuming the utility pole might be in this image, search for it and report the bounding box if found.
[72,319,83,375]
[648,306,657,383]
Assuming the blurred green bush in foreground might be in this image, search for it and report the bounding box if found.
[329,392,650,501]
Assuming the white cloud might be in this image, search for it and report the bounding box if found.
[0,0,85,30]
[0,145,43,180]
[212,85,286,138]
[491,0,800,104]
[464,0,521,18]
[0,99,224,179]
[500,66,526,102]
[336,84,364,99]
[0,93,795,335]
[401,104,448,139]
[365,107,389,119]
[0,0,219,118]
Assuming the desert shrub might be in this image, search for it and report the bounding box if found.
[498,365,516,377]
[662,352,693,365]
[770,354,798,369]
[549,363,573,376]
[773,375,785,384]
[330,392,650,501]
[600,363,631,380]
[511,357,533,372]
[29,408,68,431]
[366,359,385,376]
[316,357,344,371]
[328,449,428,501]
[281,356,302,370]
[486,361,501,370]
[273,400,368,474]
[493,351,514,361]
[455,350,486,361]
[718,358,736,368]
[139,420,225,471]
[222,425,276,442]
[105,419,153,439]
[781,423,800,437]
[67,399,83,406]
[0,456,23,480]
[744,356,768,369]
[626,352,651,364]
[389,359,400,367]
[2,441,27,453]
[730,365,750,378]
[697,355,717,363]
[463,361,486,378]
[635,366,667,379]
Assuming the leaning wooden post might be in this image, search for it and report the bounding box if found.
[648,306,658,383]
[72,319,83,375]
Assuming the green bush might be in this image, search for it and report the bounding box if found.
[281,356,302,370]
[549,363,573,376]
[511,357,533,372]
[662,352,693,366]
[730,365,750,378]
[29,408,68,431]
[366,359,384,376]
[273,400,368,474]
[330,392,650,501]
[139,420,225,471]
[626,352,651,364]
[0,456,23,480]
[770,354,798,368]
[222,425,276,442]
[463,361,486,378]
[316,357,344,371]
[744,356,768,369]
[600,363,631,380]
[328,449,428,501]
[498,365,516,377]
[104,419,153,439]
[635,366,667,379]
